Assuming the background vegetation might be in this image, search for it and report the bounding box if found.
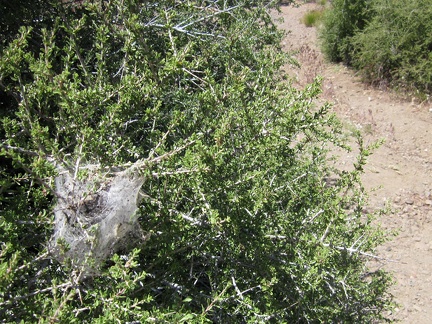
[1,0,393,322]
[319,0,372,64]
[302,9,324,28]
[320,0,432,97]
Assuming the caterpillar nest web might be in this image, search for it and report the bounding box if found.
[49,164,147,276]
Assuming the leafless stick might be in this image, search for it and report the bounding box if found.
[1,144,39,157]
[0,282,72,306]
[321,243,399,262]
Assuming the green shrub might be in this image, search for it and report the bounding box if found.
[352,0,432,94]
[320,0,373,64]
[302,9,323,27]
[0,0,393,322]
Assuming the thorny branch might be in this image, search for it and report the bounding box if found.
[0,144,39,157]
[0,282,73,307]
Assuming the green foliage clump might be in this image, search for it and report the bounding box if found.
[321,0,432,95]
[319,0,373,64]
[352,0,432,94]
[302,9,323,27]
[0,0,393,322]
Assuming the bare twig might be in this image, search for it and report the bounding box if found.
[0,282,72,306]
[202,282,231,316]
[49,287,76,323]
[74,136,85,180]
[147,129,171,161]
[182,68,215,94]
[321,242,399,262]
[152,167,204,178]
[1,144,39,157]
[140,140,196,167]
[232,276,244,300]
[176,4,241,30]
[320,219,333,242]
[181,208,201,225]
[15,252,49,272]
[302,209,324,225]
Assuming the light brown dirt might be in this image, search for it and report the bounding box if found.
[274,2,432,323]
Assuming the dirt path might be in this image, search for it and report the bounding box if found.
[274,3,432,323]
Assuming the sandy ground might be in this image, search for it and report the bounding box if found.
[274,3,432,322]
